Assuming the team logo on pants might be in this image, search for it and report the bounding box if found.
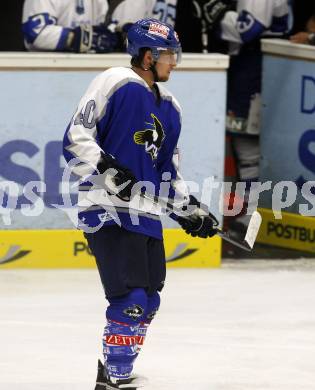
[123,304,144,321]
[134,113,165,160]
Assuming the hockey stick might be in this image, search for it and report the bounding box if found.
[92,166,261,251]
[140,192,262,252]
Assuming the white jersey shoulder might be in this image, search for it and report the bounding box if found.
[86,67,151,98]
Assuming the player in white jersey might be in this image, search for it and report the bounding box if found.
[22,0,118,52]
[22,0,178,52]
[194,0,292,231]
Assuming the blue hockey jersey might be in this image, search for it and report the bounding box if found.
[63,67,188,239]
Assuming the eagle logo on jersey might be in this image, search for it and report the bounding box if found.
[133,113,165,160]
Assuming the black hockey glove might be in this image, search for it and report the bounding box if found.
[91,24,120,53]
[97,153,137,201]
[192,0,233,30]
[70,24,119,53]
[177,195,219,239]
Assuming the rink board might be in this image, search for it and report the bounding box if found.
[0,229,221,269]
[257,208,315,253]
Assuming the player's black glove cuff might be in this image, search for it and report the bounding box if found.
[192,0,233,30]
[97,152,137,201]
[177,195,219,239]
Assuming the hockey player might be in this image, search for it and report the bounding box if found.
[194,0,292,230]
[22,0,178,53]
[63,18,218,389]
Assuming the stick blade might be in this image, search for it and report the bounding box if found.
[244,211,262,249]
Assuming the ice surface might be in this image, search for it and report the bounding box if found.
[1,260,315,390]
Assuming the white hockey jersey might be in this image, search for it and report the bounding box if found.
[220,0,292,52]
[112,0,177,28]
[22,0,178,51]
[22,0,108,51]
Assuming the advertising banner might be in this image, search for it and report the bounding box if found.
[258,43,315,252]
[0,229,221,268]
[260,54,315,215]
[257,208,315,253]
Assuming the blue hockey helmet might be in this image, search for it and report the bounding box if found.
[127,18,182,64]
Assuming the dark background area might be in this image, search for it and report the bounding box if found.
[0,0,25,50]
[291,0,315,34]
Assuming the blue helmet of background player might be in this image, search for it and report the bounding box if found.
[127,18,182,65]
